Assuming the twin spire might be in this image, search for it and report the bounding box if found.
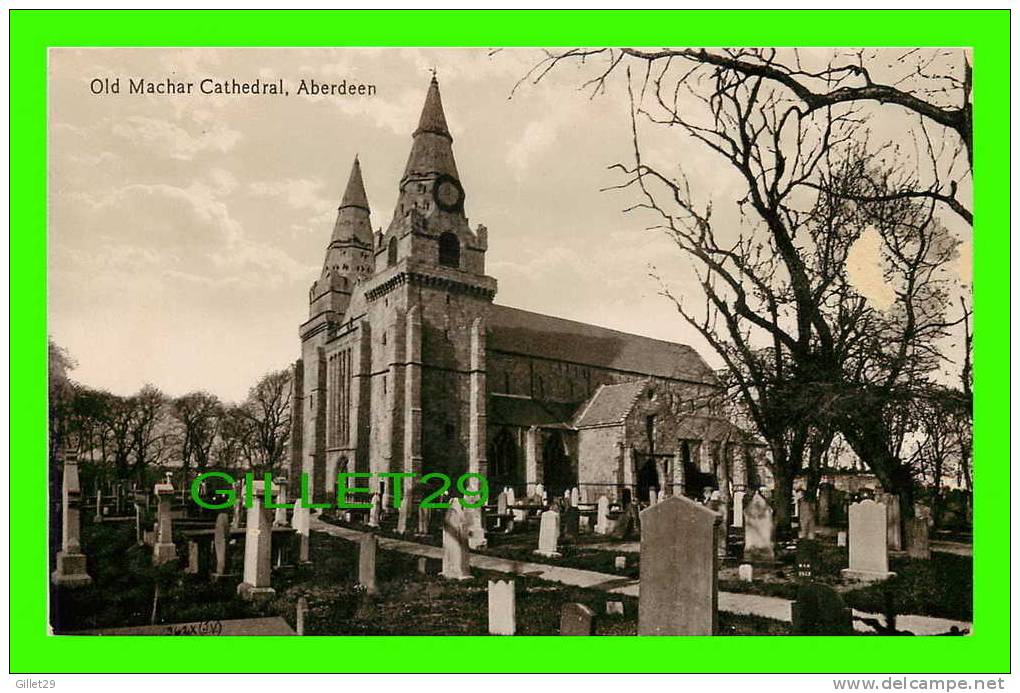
[330,74,460,248]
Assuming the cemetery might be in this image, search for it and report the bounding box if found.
[51,451,972,636]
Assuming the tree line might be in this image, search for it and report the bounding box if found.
[48,339,292,484]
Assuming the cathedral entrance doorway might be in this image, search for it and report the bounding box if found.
[541,430,573,498]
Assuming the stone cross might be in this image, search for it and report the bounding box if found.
[487,579,516,635]
[842,499,895,581]
[560,603,595,635]
[292,498,311,564]
[368,493,381,528]
[441,499,470,580]
[358,534,378,595]
[595,496,610,534]
[51,450,92,587]
[742,491,775,562]
[637,495,718,635]
[152,481,178,565]
[212,512,230,578]
[237,480,275,599]
[535,509,561,557]
[731,490,746,527]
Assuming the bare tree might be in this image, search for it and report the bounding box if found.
[170,391,222,473]
[241,369,292,475]
[129,384,170,477]
[518,48,967,523]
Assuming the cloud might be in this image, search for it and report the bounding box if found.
[846,227,896,311]
[112,115,242,160]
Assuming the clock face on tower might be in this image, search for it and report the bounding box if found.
[433,174,464,212]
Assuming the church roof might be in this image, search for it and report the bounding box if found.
[675,415,756,443]
[489,394,581,428]
[486,304,719,385]
[415,75,451,138]
[339,156,369,212]
[573,380,649,428]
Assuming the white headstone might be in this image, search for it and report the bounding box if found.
[570,487,580,507]
[732,490,746,527]
[272,484,288,527]
[606,601,624,616]
[837,530,847,547]
[535,510,561,557]
[742,491,775,562]
[496,491,508,516]
[358,534,377,595]
[614,555,627,570]
[842,499,895,581]
[648,489,658,506]
[465,504,487,549]
[487,579,516,635]
[292,498,311,563]
[237,481,275,599]
[595,496,610,535]
[152,482,178,565]
[441,499,471,580]
[738,563,753,582]
[368,493,381,528]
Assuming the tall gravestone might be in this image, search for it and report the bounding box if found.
[742,491,775,562]
[595,496,610,534]
[569,487,580,507]
[905,517,930,560]
[535,510,561,557]
[417,505,432,535]
[441,499,471,580]
[292,498,311,564]
[237,481,275,599]
[880,493,903,551]
[358,534,378,595]
[152,481,178,565]
[638,496,718,635]
[212,512,231,579]
[368,493,381,528]
[731,490,746,528]
[465,505,487,549]
[487,579,516,635]
[842,499,895,581]
[51,450,92,587]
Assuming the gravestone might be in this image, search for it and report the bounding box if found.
[292,498,311,564]
[837,530,847,547]
[742,491,775,562]
[732,490,746,528]
[534,483,545,502]
[648,489,658,506]
[496,491,508,516]
[570,487,580,507]
[792,582,854,635]
[905,517,931,560]
[133,502,144,545]
[842,499,895,581]
[368,493,381,528]
[605,601,624,615]
[152,481,178,565]
[212,512,231,578]
[595,496,610,534]
[441,499,471,580]
[296,597,308,636]
[272,483,289,527]
[417,505,432,535]
[561,507,580,540]
[358,534,377,595]
[614,556,627,570]
[94,489,104,523]
[487,579,516,635]
[560,603,595,636]
[880,493,903,551]
[798,498,817,539]
[535,510,561,557]
[186,540,201,574]
[237,481,275,600]
[464,505,487,550]
[914,502,933,527]
[51,450,92,587]
[638,496,719,635]
[817,484,834,526]
[796,539,820,580]
[738,563,753,582]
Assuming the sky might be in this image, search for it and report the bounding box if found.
[48,48,972,403]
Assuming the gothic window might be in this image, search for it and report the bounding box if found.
[387,237,398,266]
[438,232,460,268]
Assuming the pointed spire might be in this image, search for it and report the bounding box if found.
[339,155,369,212]
[401,75,459,182]
[414,74,451,140]
[331,157,373,245]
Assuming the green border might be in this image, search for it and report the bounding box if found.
[10,9,1010,674]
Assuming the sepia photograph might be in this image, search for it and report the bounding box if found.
[47,46,974,638]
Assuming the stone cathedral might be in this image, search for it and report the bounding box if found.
[290,76,767,508]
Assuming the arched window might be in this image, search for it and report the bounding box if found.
[387,237,398,267]
[438,232,460,268]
